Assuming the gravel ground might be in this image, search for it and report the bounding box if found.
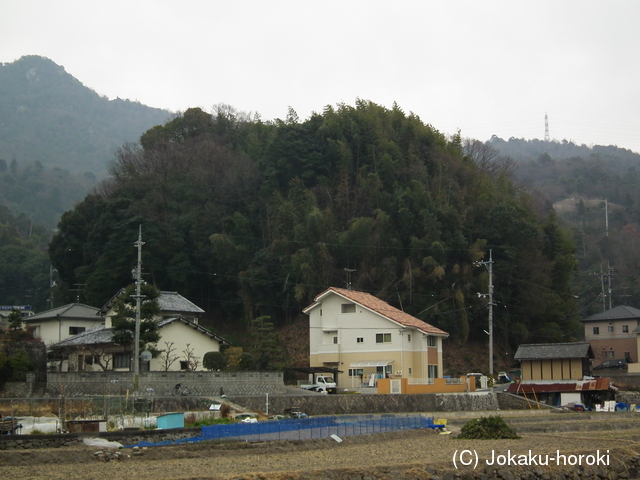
[0,415,638,480]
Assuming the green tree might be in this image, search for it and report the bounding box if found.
[7,309,23,332]
[111,283,161,369]
[248,316,284,370]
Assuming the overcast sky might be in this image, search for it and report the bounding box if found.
[2,1,640,153]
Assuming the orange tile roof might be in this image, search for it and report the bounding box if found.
[307,287,449,336]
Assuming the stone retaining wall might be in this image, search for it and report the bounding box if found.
[230,391,499,416]
[497,392,556,410]
[45,370,286,397]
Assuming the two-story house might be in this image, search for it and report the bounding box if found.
[23,303,102,346]
[581,305,640,367]
[303,287,449,389]
[49,290,229,372]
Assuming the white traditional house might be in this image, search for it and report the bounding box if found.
[49,291,229,372]
[303,287,449,388]
[23,303,102,346]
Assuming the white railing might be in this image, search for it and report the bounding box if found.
[445,377,465,385]
[407,378,434,385]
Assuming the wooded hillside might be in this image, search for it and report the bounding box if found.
[49,102,580,352]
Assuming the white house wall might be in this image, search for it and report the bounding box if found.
[30,319,103,346]
[151,322,221,372]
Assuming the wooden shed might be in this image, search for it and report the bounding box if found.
[514,342,594,381]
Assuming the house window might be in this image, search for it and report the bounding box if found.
[407,334,411,342]
[357,337,364,343]
[428,365,438,378]
[623,325,629,333]
[77,354,95,371]
[333,336,338,344]
[69,326,85,335]
[602,350,615,358]
[593,327,600,335]
[348,368,364,377]
[607,325,614,333]
[376,333,391,343]
[427,336,436,347]
[320,309,322,316]
[113,353,130,369]
[408,367,412,375]
[341,304,356,313]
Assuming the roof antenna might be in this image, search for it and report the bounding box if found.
[344,268,356,290]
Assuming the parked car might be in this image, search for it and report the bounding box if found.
[592,358,630,370]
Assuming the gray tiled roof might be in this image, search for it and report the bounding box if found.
[514,342,594,360]
[100,290,204,315]
[582,305,640,323]
[25,303,100,322]
[50,316,230,349]
[50,325,113,348]
[157,292,204,314]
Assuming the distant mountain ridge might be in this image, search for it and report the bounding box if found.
[0,55,171,175]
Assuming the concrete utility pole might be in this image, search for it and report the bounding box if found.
[475,250,495,375]
[133,225,144,391]
[344,268,356,290]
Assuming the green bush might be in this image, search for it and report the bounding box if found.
[458,416,520,440]
[203,351,227,371]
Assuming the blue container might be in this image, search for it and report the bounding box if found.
[157,412,185,429]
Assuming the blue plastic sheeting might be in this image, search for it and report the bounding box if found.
[126,414,439,448]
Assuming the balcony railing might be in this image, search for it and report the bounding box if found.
[445,377,465,385]
[407,378,434,385]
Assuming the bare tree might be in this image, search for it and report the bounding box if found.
[463,138,516,180]
[159,341,180,371]
[182,344,200,371]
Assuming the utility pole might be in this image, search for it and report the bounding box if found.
[605,199,609,237]
[593,263,613,312]
[344,268,356,290]
[133,225,144,392]
[475,250,495,375]
[49,265,57,309]
[607,262,613,310]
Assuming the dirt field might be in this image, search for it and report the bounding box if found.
[0,414,638,480]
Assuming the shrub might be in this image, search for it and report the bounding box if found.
[220,403,232,418]
[203,351,227,371]
[187,416,234,427]
[458,416,520,440]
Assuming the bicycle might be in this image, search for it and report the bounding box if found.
[172,383,191,396]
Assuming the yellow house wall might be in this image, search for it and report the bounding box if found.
[307,292,446,388]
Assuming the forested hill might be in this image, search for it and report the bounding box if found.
[0,56,171,175]
[488,135,640,164]
[50,103,580,354]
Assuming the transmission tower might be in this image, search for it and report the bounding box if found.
[544,113,550,142]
